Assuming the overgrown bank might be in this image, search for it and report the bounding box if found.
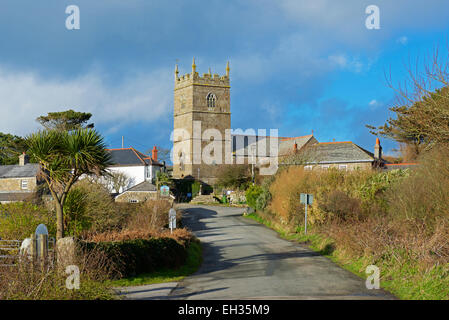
[0,189,201,299]
[245,146,449,300]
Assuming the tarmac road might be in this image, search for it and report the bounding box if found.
[166,205,395,300]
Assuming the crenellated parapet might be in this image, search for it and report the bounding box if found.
[175,58,230,89]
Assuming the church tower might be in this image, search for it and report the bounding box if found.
[173,59,231,184]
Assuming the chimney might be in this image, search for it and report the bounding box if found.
[19,152,29,166]
[374,138,382,159]
[293,142,298,153]
[152,146,158,161]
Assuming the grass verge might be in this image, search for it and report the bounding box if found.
[106,241,203,287]
[244,212,449,300]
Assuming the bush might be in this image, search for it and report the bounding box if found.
[387,145,449,224]
[124,199,173,231]
[215,165,251,190]
[81,237,188,278]
[71,179,128,233]
[0,202,55,239]
[64,187,91,237]
[191,181,201,198]
[318,190,362,221]
[0,246,115,300]
[245,185,263,209]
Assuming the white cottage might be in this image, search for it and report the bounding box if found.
[106,146,164,193]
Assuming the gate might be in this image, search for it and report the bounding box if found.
[0,237,56,267]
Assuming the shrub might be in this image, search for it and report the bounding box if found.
[318,190,362,221]
[81,237,188,278]
[191,181,201,198]
[64,187,91,237]
[124,199,173,231]
[215,165,251,190]
[0,202,55,239]
[245,185,263,209]
[71,179,127,233]
[0,246,115,300]
[387,145,449,224]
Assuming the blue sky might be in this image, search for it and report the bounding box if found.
[1,1,449,157]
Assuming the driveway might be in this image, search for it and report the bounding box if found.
[166,205,395,300]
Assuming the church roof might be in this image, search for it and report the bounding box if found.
[231,133,316,157]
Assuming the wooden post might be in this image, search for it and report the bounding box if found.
[39,234,48,268]
[30,233,37,263]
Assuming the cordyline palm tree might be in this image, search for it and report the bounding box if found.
[26,129,112,240]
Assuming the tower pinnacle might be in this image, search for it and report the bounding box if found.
[192,57,196,73]
[226,61,230,77]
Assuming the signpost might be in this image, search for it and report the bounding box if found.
[168,208,176,233]
[300,193,313,235]
[160,185,170,197]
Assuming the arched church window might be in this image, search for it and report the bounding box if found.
[206,93,217,109]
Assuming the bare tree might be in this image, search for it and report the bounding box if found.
[367,45,449,157]
[107,172,130,193]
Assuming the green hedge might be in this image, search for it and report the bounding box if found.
[81,238,188,278]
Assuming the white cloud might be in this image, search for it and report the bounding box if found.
[397,36,408,45]
[328,54,368,73]
[0,67,172,136]
[369,99,377,106]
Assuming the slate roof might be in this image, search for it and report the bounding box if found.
[278,135,317,156]
[231,134,316,158]
[122,180,157,192]
[300,141,376,164]
[0,164,40,179]
[107,148,163,167]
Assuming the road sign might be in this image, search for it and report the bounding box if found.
[160,185,170,197]
[300,193,313,205]
[300,194,313,235]
[168,208,177,233]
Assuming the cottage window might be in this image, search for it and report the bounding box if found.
[21,180,28,190]
[304,165,313,171]
[338,164,348,171]
[206,93,217,109]
[320,165,330,170]
[129,199,139,203]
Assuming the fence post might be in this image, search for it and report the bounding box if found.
[30,233,37,263]
[39,234,48,268]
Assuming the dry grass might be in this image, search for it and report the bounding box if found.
[264,146,449,298]
[0,248,115,300]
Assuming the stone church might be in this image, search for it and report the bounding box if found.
[172,59,387,185]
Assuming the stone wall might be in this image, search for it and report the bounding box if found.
[304,162,373,171]
[0,177,37,192]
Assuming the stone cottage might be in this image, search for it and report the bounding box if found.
[0,153,41,204]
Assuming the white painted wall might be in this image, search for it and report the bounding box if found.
[107,166,145,193]
[106,165,161,193]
